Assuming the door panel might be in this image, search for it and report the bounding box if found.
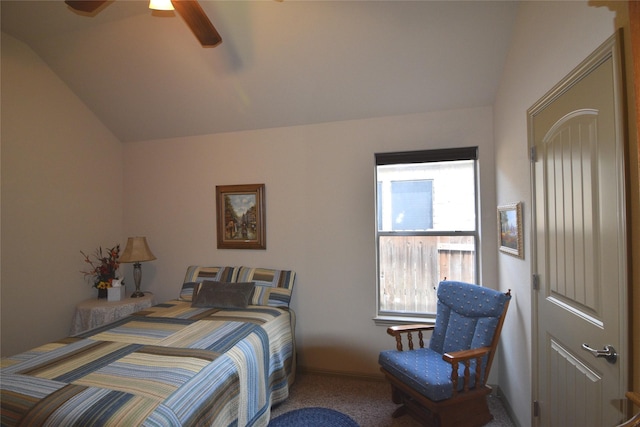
[529,33,628,427]
[545,110,600,323]
[549,337,603,426]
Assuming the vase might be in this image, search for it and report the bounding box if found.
[97,288,108,299]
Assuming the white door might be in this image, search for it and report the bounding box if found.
[529,33,628,426]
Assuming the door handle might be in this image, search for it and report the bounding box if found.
[581,343,617,364]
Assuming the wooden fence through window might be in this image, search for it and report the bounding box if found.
[379,235,475,313]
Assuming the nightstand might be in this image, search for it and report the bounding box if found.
[70,293,156,335]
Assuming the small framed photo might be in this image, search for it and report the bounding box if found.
[497,202,523,259]
[216,184,266,250]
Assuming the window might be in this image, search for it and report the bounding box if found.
[375,147,479,322]
[390,180,433,230]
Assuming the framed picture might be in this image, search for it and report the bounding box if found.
[216,184,266,249]
[497,202,523,259]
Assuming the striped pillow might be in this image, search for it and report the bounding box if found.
[236,267,296,308]
[179,266,238,301]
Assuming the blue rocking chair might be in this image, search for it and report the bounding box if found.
[379,281,511,427]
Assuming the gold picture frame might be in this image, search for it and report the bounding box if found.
[216,184,266,250]
[497,202,523,259]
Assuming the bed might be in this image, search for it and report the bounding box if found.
[1,266,296,427]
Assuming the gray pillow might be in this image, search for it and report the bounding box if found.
[191,281,255,309]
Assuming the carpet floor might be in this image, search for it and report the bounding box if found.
[270,372,515,427]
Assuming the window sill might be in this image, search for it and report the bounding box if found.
[373,315,436,327]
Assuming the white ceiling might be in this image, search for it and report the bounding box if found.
[1,1,518,142]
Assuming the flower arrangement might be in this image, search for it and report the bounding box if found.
[81,245,122,289]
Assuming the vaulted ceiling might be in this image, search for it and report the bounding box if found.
[1,1,518,142]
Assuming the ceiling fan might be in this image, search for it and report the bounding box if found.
[64,0,222,47]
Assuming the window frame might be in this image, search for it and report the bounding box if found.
[374,147,480,325]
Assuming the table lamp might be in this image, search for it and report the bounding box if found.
[119,236,156,298]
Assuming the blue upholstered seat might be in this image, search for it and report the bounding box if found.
[378,281,511,402]
[379,347,479,402]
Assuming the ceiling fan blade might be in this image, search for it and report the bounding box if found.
[65,1,108,13]
[171,0,222,47]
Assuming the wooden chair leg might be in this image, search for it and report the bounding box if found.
[391,404,408,418]
[392,390,494,427]
[436,395,493,427]
[390,384,403,404]
[403,398,438,427]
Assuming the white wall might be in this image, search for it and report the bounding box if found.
[493,2,619,426]
[122,106,498,376]
[0,34,124,356]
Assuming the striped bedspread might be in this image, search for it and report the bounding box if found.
[1,300,296,426]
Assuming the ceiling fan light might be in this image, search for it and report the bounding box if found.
[149,0,174,11]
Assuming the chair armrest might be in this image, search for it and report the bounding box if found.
[442,346,491,364]
[441,346,492,396]
[386,324,434,351]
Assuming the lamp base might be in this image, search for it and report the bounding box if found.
[130,262,145,298]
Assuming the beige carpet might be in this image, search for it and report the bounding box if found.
[270,372,515,427]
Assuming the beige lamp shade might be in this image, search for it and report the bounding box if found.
[119,237,156,263]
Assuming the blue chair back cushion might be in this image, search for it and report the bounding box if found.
[429,281,509,354]
[379,281,510,402]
